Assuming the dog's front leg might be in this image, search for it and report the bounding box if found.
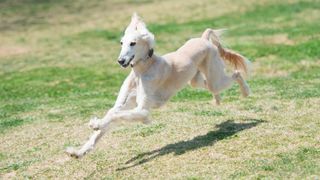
[89,71,137,129]
[95,107,150,130]
[96,89,152,130]
[89,90,137,130]
[66,72,137,158]
[113,71,137,109]
[66,129,105,158]
[65,98,137,159]
[66,106,149,158]
[66,106,150,158]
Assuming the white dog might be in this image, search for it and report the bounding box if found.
[66,13,251,158]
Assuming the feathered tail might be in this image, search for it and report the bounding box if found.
[201,28,250,74]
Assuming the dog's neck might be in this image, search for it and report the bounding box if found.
[132,50,156,75]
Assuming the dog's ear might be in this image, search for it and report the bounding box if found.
[124,13,155,48]
[125,12,143,34]
[137,23,155,48]
[140,30,155,48]
[134,14,155,48]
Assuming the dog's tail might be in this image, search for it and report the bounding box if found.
[201,28,250,74]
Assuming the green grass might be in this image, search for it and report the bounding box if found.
[231,147,320,178]
[0,0,319,179]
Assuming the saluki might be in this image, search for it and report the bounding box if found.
[66,13,251,158]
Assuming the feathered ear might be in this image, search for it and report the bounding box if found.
[140,30,155,48]
[125,13,143,34]
[125,13,155,48]
[135,14,155,48]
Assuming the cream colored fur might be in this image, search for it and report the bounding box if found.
[66,13,251,158]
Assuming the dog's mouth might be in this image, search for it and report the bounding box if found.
[121,55,135,68]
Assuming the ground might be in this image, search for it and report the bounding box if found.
[0,0,319,179]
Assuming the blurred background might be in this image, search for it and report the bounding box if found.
[0,0,319,179]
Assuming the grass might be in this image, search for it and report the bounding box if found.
[0,0,319,179]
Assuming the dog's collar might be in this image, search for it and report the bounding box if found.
[148,48,154,58]
[130,48,154,68]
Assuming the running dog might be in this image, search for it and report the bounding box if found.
[66,13,251,158]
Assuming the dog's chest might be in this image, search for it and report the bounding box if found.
[135,76,167,108]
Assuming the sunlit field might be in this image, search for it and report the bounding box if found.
[0,0,319,179]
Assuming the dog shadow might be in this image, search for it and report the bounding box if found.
[117,119,265,171]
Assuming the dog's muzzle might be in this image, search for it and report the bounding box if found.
[118,55,134,68]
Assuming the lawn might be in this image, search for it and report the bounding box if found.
[0,0,319,179]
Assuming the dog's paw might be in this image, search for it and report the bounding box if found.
[65,147,81,158]
[241,83,251,97]
[232,71,251,98]
[89,117,100,130]
[214,94,221,105]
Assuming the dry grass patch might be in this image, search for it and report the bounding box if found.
[1,0,320,178]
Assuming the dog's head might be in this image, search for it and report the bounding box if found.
[118,13,155,68]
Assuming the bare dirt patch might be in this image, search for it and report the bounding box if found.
[0,46,29,58]
[0,171,16,179]
[263,34,295,45]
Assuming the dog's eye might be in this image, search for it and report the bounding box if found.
[120,41,123,45]
[130,42,136,46]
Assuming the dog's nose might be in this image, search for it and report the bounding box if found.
[118,58,125,65]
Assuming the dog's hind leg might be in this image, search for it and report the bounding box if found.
[189,71,222,105]
[232,71,250,97]
[197,52,226,105]
[201,28,251,100]
[189,71,206,89]
[198,51,249,105]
